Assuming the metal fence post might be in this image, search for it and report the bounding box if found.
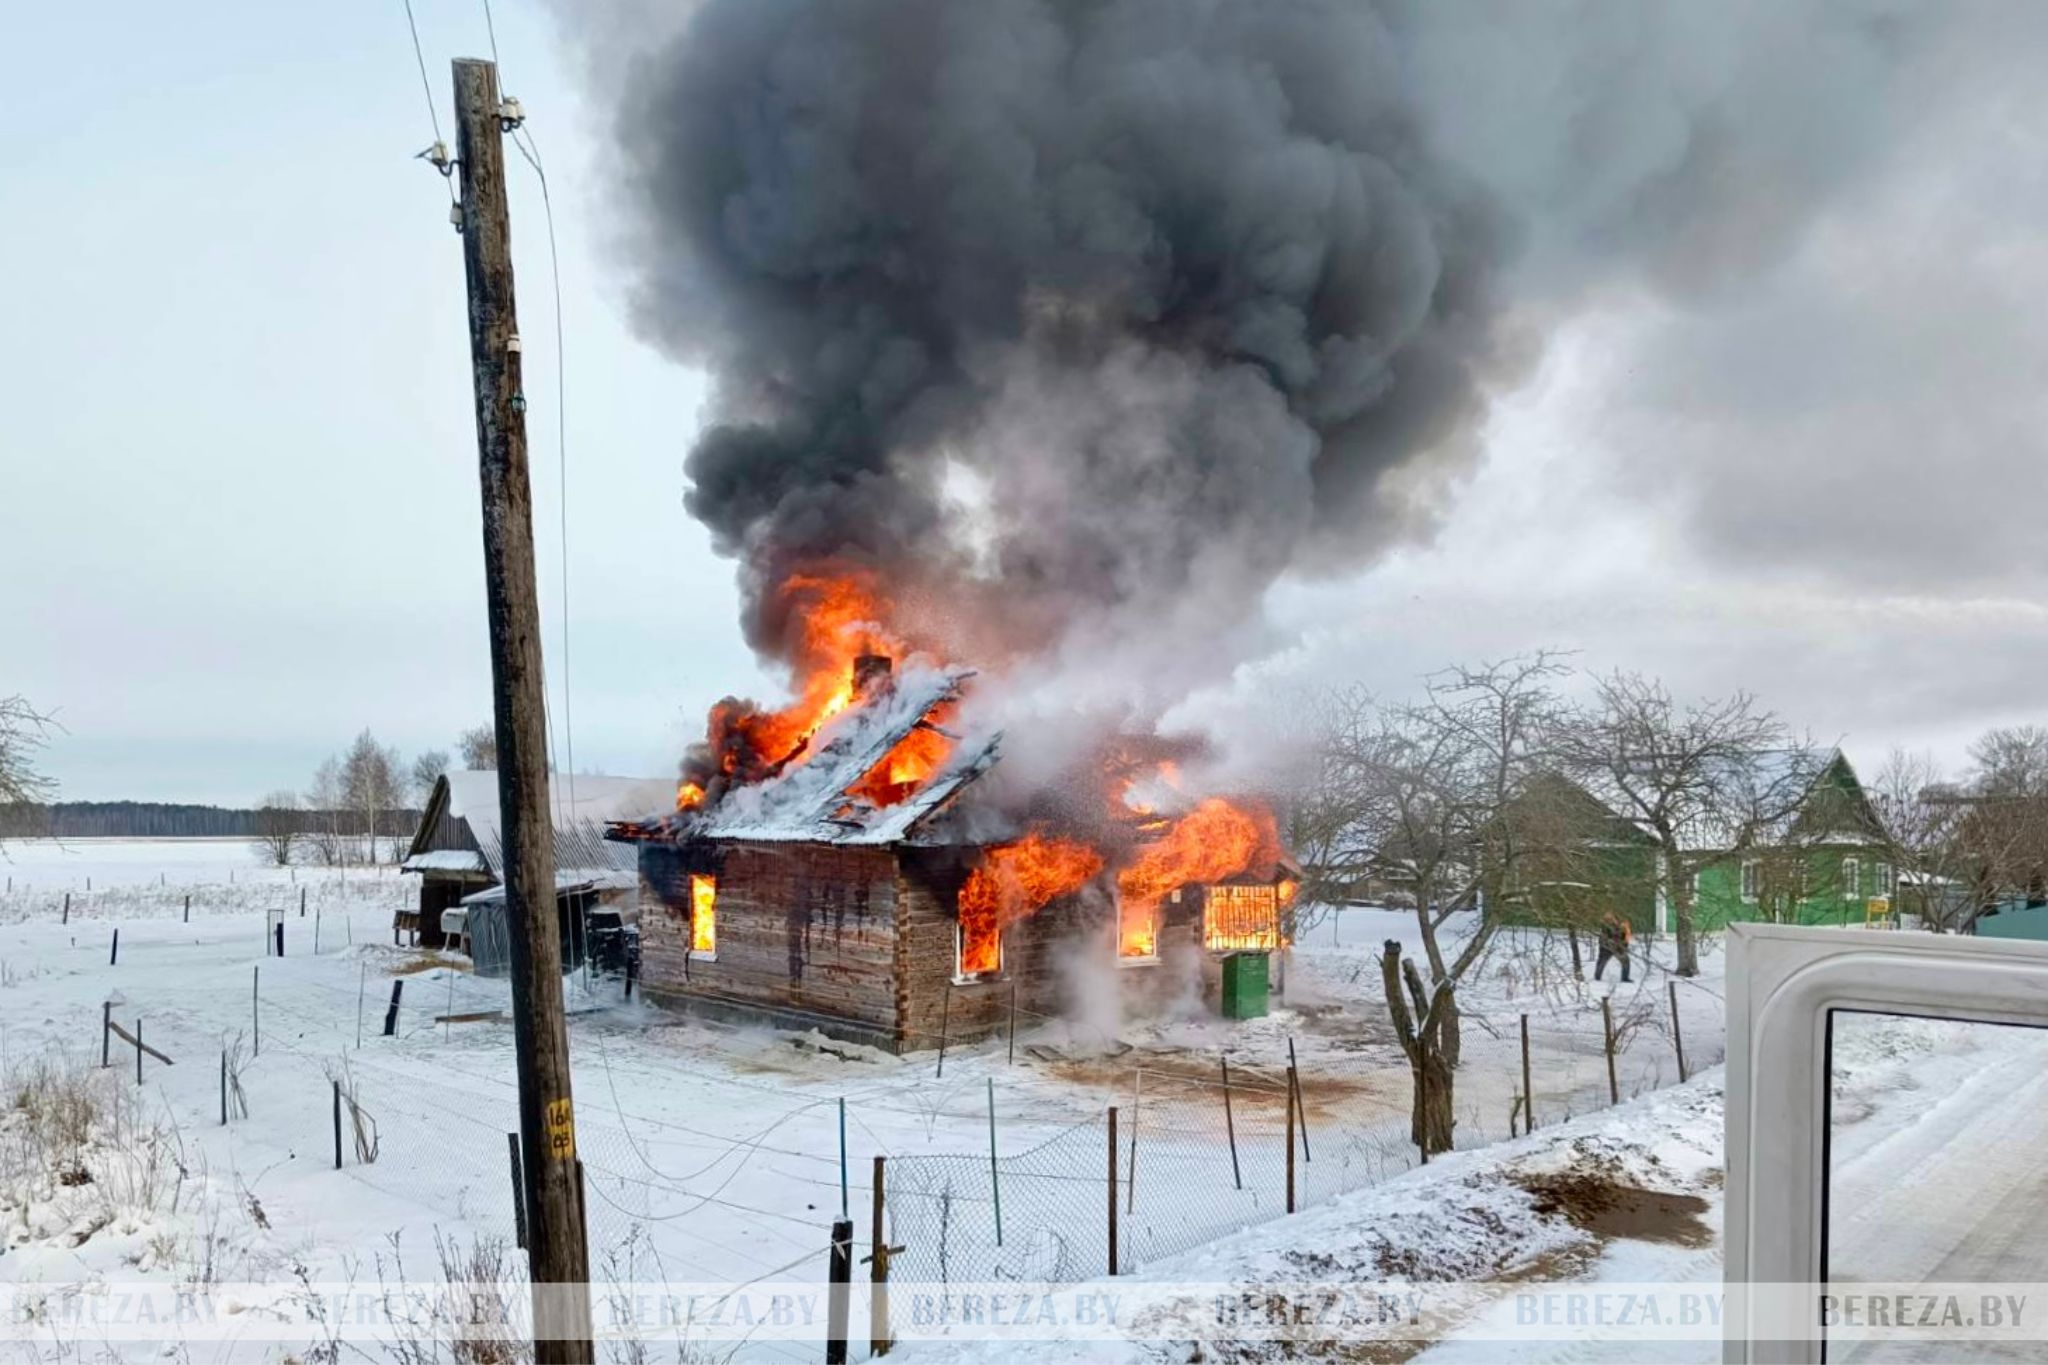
[1221,1056,1242,1190]
[508,1133,528,1249]
[1107,1106,1119,1275]
[826,1217,854,1365]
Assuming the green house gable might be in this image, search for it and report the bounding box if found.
[1687,751,1896,929]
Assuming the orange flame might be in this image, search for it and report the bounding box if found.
[957,834,1104,975]
[1116,797,1280,957]
[676,781,706,811]
[684,573,907,795]
[690,874,717,955]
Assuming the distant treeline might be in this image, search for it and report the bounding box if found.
[2,802,420,840]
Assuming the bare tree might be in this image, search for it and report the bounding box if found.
[0,695,58,839]
[341,731,404,864]
[304,756,348,867]
[1325,656,1565,1153]
[456,725,497,771]
[249,791,302,867]
[409,749,450,806]
[1552,673,1815,976]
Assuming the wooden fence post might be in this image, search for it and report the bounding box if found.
[183,895,190,924]
[299,887,306,918]
[383,980,404,1037]
[1521,1013,1534,1133]
[101,1002,111,1068]
[1668,980,1688,1083]
[63,893,69,925]
[135,1018,143,1086]
[1107,1106,1119,1276]
[826,1217,854,1365]
[1285,1078,1298,1212]
[221,1050,228,1126]
[1601,997,1620,1105]
[934,981,951,1079]
[333,1081,343,1169]
[1220,1056,1242,1191]
[869,1156,893,1358]
[274,922,284,958]
[108,928,117,965]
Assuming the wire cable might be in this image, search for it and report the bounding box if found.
[399,0,457,204]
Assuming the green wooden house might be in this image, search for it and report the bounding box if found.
[1486,751,1894,936]
[1682,749,1896,929]
[1488,771,1664,936]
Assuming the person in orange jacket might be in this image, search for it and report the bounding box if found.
[1594,912,1633,983]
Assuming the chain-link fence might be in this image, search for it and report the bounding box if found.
[886,977,1721,1307]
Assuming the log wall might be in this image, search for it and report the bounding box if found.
[639,840,902,1041]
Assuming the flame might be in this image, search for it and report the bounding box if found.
[690,874,717,955]
[1116,797,1280,957]
[676,781,706,811]
[957,834,1104,976]
[682,573,907,795]
[1204,883,1282,952]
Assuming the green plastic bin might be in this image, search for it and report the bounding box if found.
[1220,951,1270,1019]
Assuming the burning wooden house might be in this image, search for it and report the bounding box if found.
[608,657,1297,1052]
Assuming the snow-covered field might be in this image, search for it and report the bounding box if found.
[0,838,1733,1361]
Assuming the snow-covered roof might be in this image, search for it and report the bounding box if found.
[619,663,1001,847]
[459,869,638,906]
[400,849,489,875]
[411,770,675,879]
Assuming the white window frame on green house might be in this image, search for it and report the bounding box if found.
[1841,855,1860,900]
[1740,857,1762,903]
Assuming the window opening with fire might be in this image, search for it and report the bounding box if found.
[1118,895,1160,964]
[689,874,717,959]
[1204,883,1286,953]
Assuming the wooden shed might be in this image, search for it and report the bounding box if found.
[400,770,674,949]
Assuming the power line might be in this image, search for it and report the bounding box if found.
[399,0,456,204]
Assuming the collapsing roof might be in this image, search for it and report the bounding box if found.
[611,662,1004,847]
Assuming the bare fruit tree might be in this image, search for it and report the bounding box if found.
[1332,655,1566,1153]
[249,791,302,867]
[456,725,497,771]
[0,695,58,839]
[1552,672,1816,977]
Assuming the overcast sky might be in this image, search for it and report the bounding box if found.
[6,2,2047,806]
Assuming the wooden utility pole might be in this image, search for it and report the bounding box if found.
[451,57,591,1360]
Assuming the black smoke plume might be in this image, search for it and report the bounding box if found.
[590,0,1960,727]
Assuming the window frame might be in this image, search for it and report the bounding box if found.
[1840,855,1860,901]
[954,920,1004,983]
[687,873,717,963]
[1740,857,1762,903]
[1725,924,2048,1360]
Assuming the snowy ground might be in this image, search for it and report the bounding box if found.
[0,839,1731,1361]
